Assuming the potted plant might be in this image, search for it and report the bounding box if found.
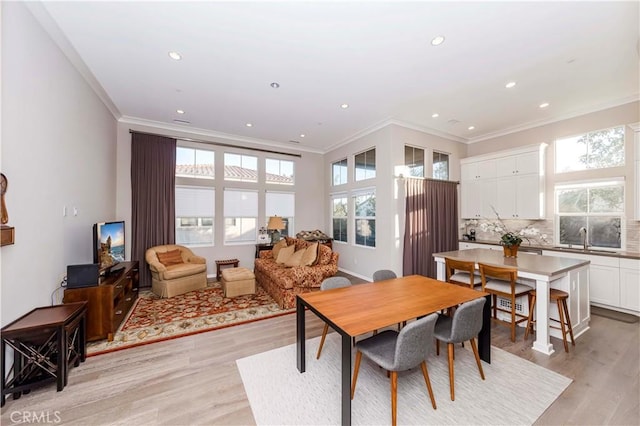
[500,231,523,257]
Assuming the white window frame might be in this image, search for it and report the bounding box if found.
[176,146,215,180]
[353,188,376,248]
[555,125,625,173]
[266,158,295,185]
[224,152,258,182]
[432,150,450,180]
[554,178,625,250]
[332,158,348,186]
[354,148,376,181]
[223,188,259,244]
[175,186,215,247]
[331,193,348,243]
[265,191,295,238]
[404,145,425,178]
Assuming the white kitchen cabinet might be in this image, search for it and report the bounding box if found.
[459,242,498,250]
[620,258,640,312]
[543,250,639,315]
[460,160,497,219]
[496,150,540,177]
[590,263,621,307]
[460,144,544,220]
[496,173,544,219]
[462,178,497,219]
[461,159,497,181]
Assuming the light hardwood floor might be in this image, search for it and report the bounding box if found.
[1,306,638,425]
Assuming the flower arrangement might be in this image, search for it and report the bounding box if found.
[461,209,549,248]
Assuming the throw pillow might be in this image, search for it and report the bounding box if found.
[300,242,319,266]
[275,245,295,264]
[156,249,183,266]
[284,248,306,267]
[272,239,288,259]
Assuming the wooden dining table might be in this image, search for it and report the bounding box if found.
[296,275,491,426]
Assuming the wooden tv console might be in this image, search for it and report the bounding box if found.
[63,261,139,342]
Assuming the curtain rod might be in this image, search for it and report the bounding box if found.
[395,175,460,184]
[129,130,302,158]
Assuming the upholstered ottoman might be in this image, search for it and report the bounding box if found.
[220,267,256,297]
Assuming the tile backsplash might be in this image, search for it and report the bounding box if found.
[460,218,640,254]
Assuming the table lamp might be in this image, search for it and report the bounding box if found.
[267,216,285,242]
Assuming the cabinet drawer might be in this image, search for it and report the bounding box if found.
[111,290,136,331]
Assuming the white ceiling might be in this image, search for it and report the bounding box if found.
[34,1,639,152]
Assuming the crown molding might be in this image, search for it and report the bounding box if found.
[467,95,640,144]
[119,116,325,155]
[324,117,467,153]
[25,1,121,121]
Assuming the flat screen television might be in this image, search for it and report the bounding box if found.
[93,221,125,269]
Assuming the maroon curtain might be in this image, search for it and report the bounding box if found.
[131,133,176,287]
[403,178,458,278]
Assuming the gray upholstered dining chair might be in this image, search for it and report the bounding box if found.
[315,276,352,359]
[351,313,438,426]
[434,297,486,401]
[373,269,397,281]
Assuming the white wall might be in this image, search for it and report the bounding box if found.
[324,124,466,280]
[1,2,117,325]
[115,121,326,277]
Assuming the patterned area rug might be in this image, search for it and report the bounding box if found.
[87,282,294,356]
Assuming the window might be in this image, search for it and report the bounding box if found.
[332,158,348,186]
[555,125,625,173]
[176,147,214,179]
[224,189,258,243]
[266,158,294,185]
[433,151,450,180]
[354,190,376,247]
[175,186,214,246]
[555,180,624,249]
[224,153,258,182]
[331,195,348,243]
[265,191,295,237]
[355,148,376,181]
[404,146,424,177]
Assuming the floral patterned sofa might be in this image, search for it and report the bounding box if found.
[254,237,339,309]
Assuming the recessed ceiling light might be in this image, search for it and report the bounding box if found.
[539,102,550,108]
[432,113,439,118]
[341,104,349,109]
[270,82,280,89]
[468,126,475,130]
[505,81,517,89]
[168,51,182,61]
[246,123,253,127]
[176,109,185,114]
[300,134,305,138]
[431,35,445,46]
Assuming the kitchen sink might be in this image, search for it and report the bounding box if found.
[551,246,618,255]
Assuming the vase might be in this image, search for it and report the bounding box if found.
[503,244,520,258]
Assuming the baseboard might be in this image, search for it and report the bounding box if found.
[337,267,371,282]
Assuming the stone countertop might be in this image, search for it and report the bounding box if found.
[434,248,590,277]
[460,239,640,261]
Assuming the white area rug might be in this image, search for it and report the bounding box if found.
[237,333,572,425]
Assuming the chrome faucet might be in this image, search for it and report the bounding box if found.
[578,227,588,250]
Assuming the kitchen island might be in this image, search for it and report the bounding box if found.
[433,248,590,355]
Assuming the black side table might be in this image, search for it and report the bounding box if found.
[1,302,87,406]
